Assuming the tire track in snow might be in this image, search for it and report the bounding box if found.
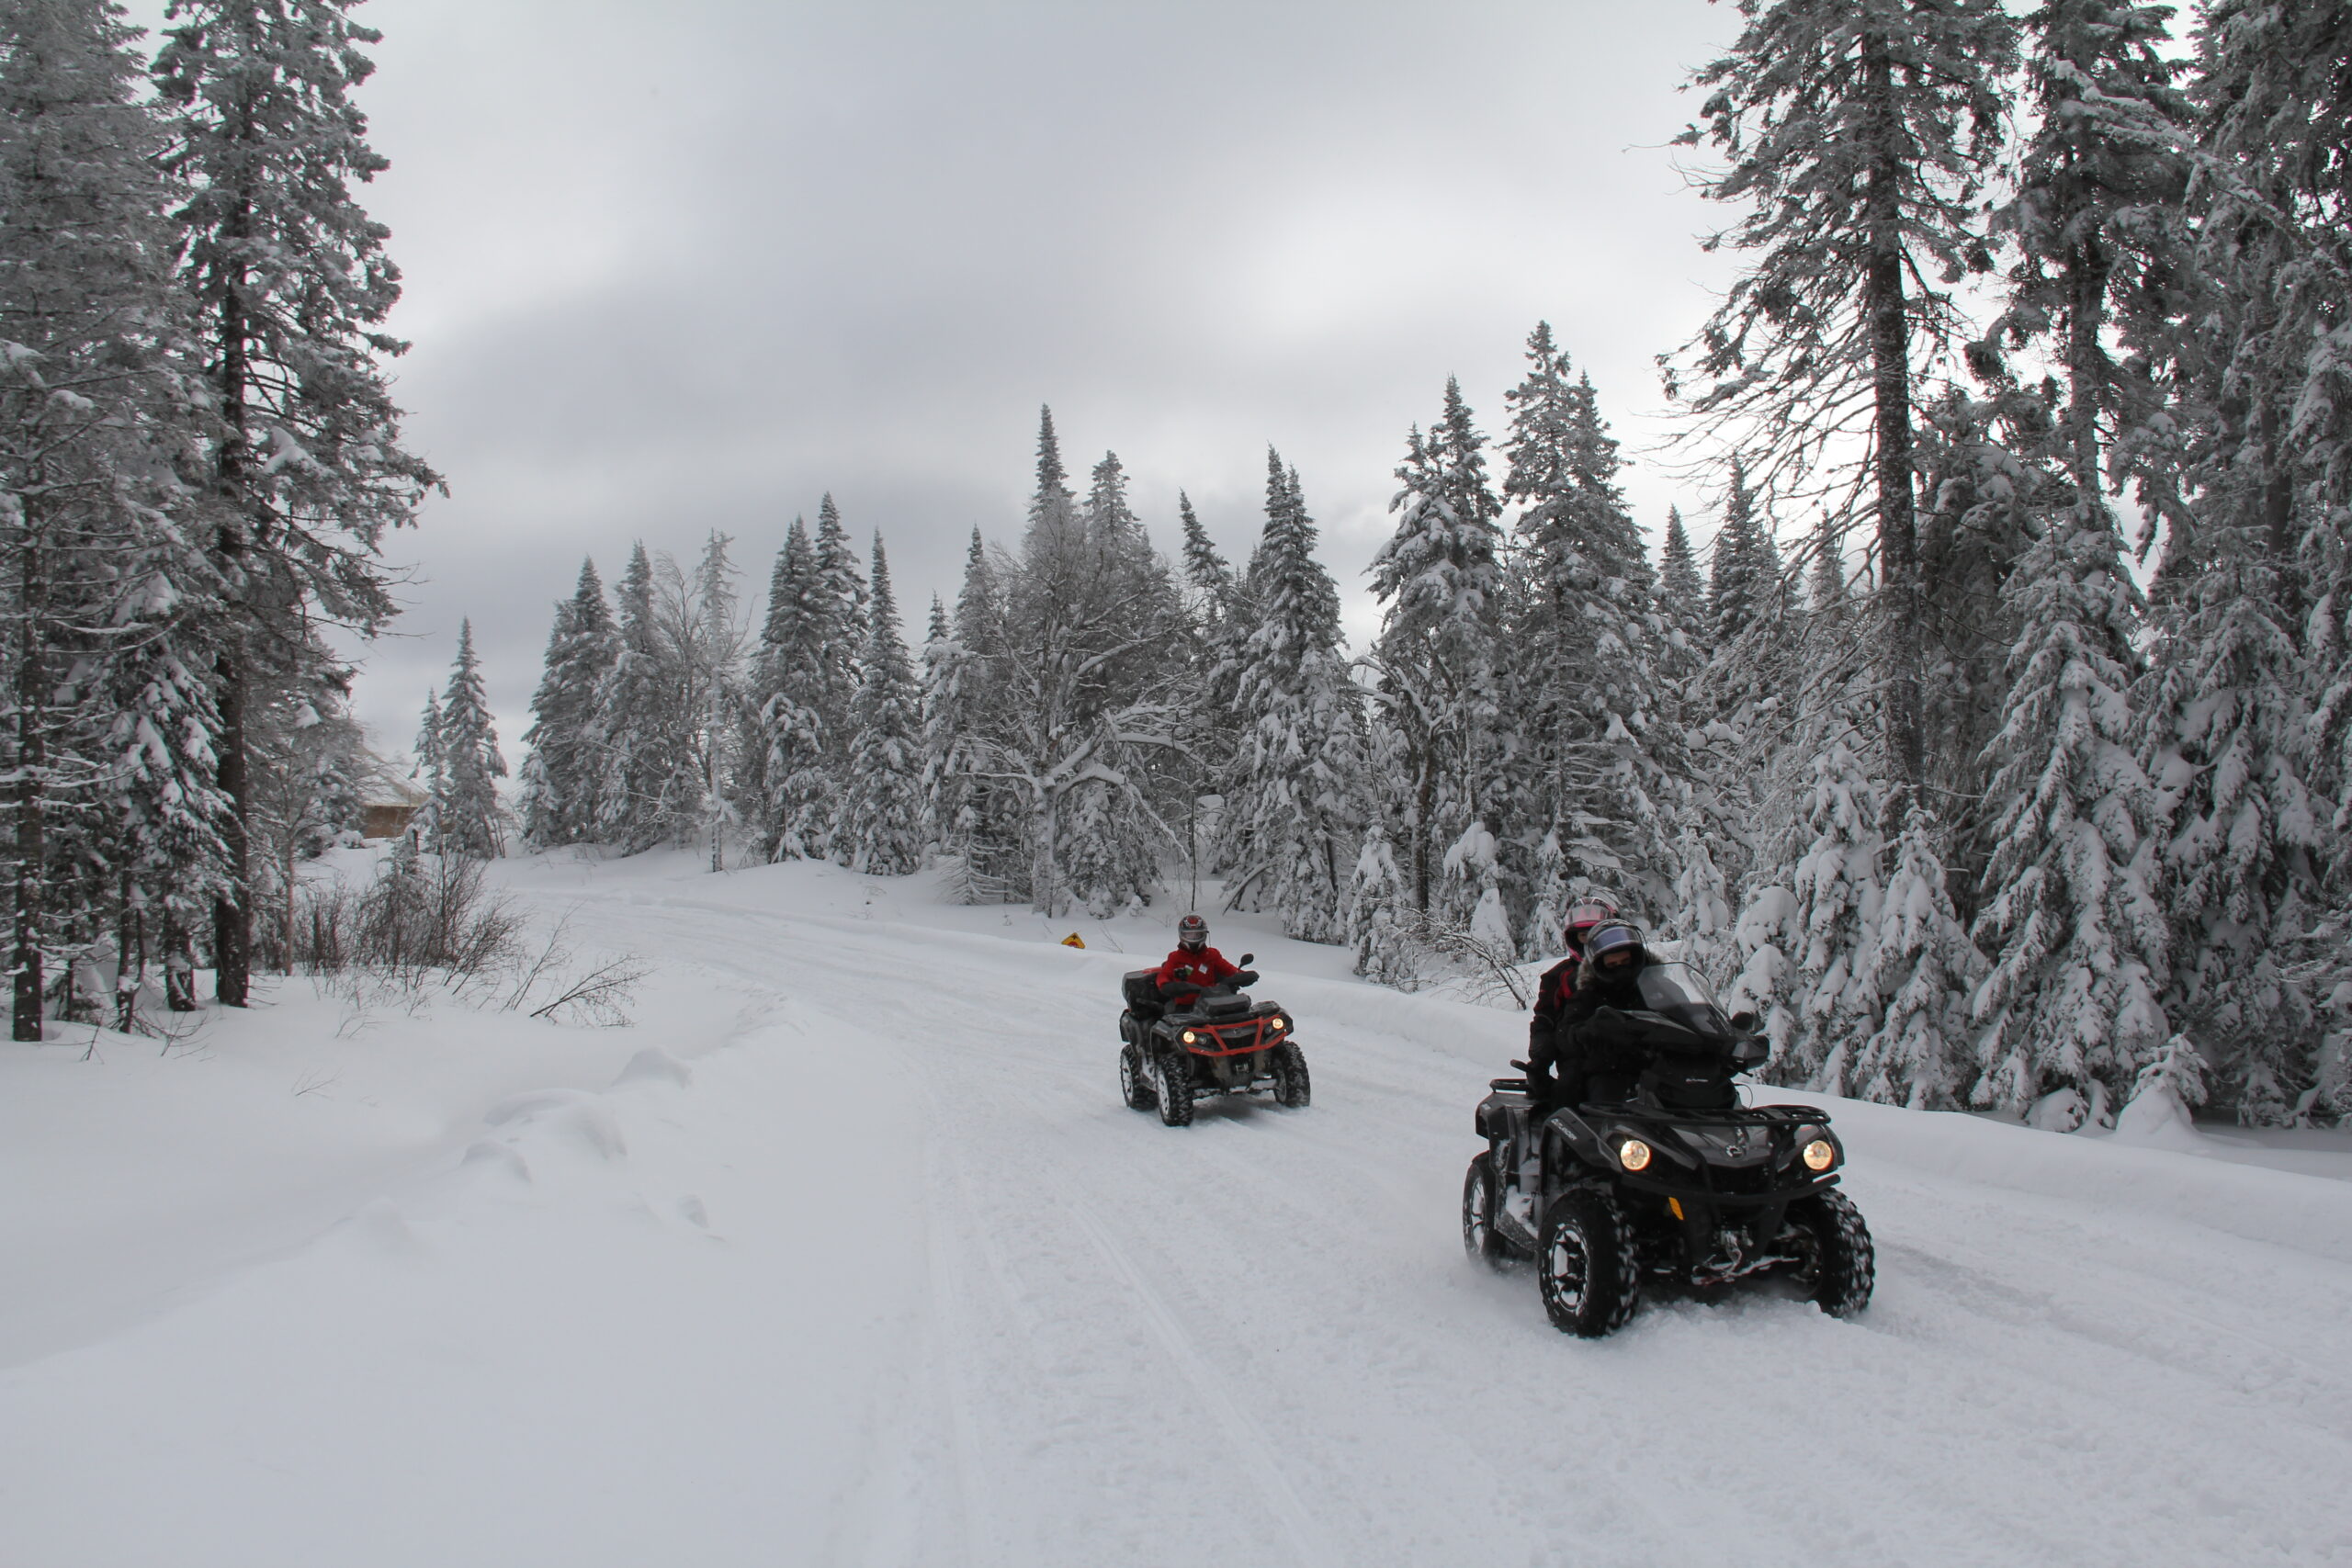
[1066,1201,1338,1568]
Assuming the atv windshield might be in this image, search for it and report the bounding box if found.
[1636,963,1732,1040]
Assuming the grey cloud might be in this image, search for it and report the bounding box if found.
[199,0,1741,750]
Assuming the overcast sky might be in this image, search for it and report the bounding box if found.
[141,0,1747,755]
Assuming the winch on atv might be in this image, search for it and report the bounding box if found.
[1117,954,1310,1126]
[1461,961,1874,1336]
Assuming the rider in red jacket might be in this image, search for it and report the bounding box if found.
[1156,913,1246,1008]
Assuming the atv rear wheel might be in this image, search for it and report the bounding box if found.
[1272,1042,1311,1108]
[1153,1048,1195,1127]
[1786,1188,1874,1317]
[1119,1043,1156,1111]
[1461,1152,1515,1270]
[1537,1189,1641,1337]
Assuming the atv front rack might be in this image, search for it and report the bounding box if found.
[1166,1011,1291,1057]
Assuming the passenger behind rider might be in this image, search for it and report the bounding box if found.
[1527,897,1621,1070]
[1524,920,1656,1115]
[1155,913,1258,1014]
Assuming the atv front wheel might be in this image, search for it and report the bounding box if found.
[1461,1152,1515,1270]
[1153,1048,1195,1127]
[1537,1189,1641,1337]
[1120,1043,1156,1111]
[1786,1188,1875,1317]
[1272,1042,1311,1108]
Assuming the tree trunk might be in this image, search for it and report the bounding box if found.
[114,872,141,1034]
[1411,747,1433,915]
[11,635,44,1044]
[212,639,251,1005]
[209,85,259,1007]
[163,910,196,1011]
[1862,22,1925,795]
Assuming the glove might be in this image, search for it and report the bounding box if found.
[1229,969,1260,987]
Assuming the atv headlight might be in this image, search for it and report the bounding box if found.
[1617,1138,1654,1173]
[1182,1030,1198,1044]
[1802,1138,1837,1172]
[1270,1015,1287,1032]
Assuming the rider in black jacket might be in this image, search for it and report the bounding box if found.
[1525,921,1654,1113]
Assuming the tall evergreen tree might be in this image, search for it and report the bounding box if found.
[1223,451,1367,942]
[0,0,224,1037]
[429,620,504,859]
[518,558,617,849]
[979,408,1179,916]
[1368,378,1506,922]
[409,686,443,847]
[1657,504,1711,679]
[743,518,828,859]
[1966,0,2187,1118]
[1705,461,1788,648]
[836,536,923,875]
[1670,0,2019,797]
[1502,326,1679,933]
[595,541,694,853]
[155,0,440,1004]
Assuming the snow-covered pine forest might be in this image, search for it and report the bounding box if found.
[523,87,2352,1134]
[4,0,2349,1136]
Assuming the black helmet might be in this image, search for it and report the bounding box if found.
[1563,897,1621,949]
[1177,913,1209,950]
[1585,921,1645,970]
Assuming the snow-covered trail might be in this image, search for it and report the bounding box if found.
[5,865,2350,1567]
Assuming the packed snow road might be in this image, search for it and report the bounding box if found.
[4,859,2349,1567]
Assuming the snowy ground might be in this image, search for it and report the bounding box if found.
[4,852,2349,1567]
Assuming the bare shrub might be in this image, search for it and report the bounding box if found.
[1364,908,1533,1010]
[292,855,645,1027]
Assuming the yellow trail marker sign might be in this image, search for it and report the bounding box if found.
[1060,932,1086,949]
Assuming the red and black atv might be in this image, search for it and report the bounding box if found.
[1118,955,1310,1125]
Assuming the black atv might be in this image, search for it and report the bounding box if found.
[1117,954,1310,1126]
[1462,962,1874,1337]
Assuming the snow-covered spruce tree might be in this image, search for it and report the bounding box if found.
[409,687,443,849]
[427,620,504,860]
[741,518,827,860]
[1969,499,2170,1116]
[1059,450,1182,916]
[2151,0,2352,1120]
[0,0,226,1037]
[595,542,695,854]
[835,536,923,876]
[1501,325,1681,937]
[1172,490,1244,893]
[1346,818,1417,987]
[2134,519,2324,1122]
[518,558,617,850]
[967,409,1181,917]
[1753,727,1889,1094]
[1962,0,2188,1119]
[1367,378,1507,928]
[155,0,439,1005]
[1849,801,1984,1108]
[924,527,1023,902]
[1657,504,1711,686]
[1221,450,1367,942]
[1704,461,1790,650]
[1668,0,2018,800]
[915,592,954,856]
[807,493,867,787]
